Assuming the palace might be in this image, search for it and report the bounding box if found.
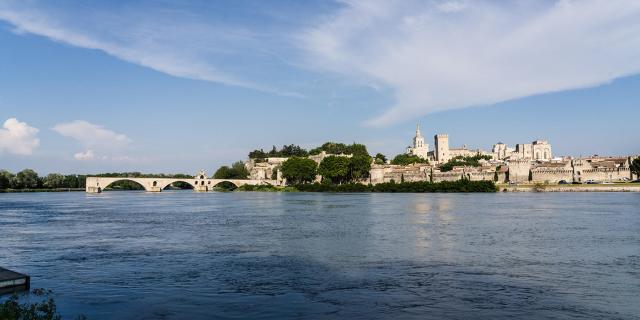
[405,124,553,162]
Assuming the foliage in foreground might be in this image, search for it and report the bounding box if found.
[294,180,497,193]
[0,288,86,320]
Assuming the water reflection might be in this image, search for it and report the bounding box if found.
[0,192,639,319]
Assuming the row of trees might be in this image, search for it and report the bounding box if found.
[309,142,369,157]
[439,155,492,172]
[248,142,371,160]
[248,144,309,159]
[280,155,372,185]
[0,170,197,191]
[0,169,87,190]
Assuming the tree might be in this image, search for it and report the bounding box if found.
[318,156,351,184]
[43,173,65,189]
[281,157,317,184]
[231,161,250,179]
[349,155,372,181]
[631,157,640,179]
[391,154,429,166]
[248,149,267,159]
[309,142,369,156]
[13,169,39,189]
[374,153,387,164]
[439,155,491,172]
[214,161,249,179]
[0,170,13,189]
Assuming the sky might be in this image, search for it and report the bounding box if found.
[0,0,639,175]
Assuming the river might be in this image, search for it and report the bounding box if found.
[1,191,639,319]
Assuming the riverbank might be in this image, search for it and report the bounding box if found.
[0,188,84,193]
[237,180,498,193]
[497,183,640,192]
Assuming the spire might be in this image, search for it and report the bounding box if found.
[415,123,422,137]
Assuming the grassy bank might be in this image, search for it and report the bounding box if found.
[236,180,497,193]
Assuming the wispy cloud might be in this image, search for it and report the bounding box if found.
[0,118,40,155]
[300,0,640,126]
[0,1,302,97]
[52,120,132,161]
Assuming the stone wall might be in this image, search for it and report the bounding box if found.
[432,171,464,182]
[530,169,574,183]
[579,168,632,182]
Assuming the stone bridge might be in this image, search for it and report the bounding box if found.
[85,171,277,193]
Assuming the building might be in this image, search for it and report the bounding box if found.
[492,140,553,161]
[406,124,429,159]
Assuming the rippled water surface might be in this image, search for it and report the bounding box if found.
[1,191,639,319]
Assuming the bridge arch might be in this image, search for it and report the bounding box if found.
[159,180,197,190]
[101,178,147,191]
[212,180,240,189]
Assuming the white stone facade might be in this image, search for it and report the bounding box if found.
[406,124,429,159]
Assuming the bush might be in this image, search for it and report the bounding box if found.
[0,288,86,320]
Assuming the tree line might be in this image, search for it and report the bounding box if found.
[0,169,86,190]
[0,169,195,191]
[248,142,370,159]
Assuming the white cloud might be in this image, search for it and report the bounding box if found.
[73,149,95,161]
[0,118,40,155]
[300,0,640,126]
[53,120,132,161]
[0,1,301,97]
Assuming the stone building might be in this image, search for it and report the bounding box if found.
[406,124,429,159]
[492,140,553,161]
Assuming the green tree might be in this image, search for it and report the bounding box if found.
[349,155,372,181]
[318,156,351,184]
[214,161,249,179]
[13,169,39,189]
[374,153,387,164]
[0,170,13,189]
[281,157,318,184]
[248,148,267,159]
[213,166,234,179]
[43,173,65,189]
[631,157,640,179]
[309,142,369,156]
[231,161,249,179]
[391,154,429,166]
[439,155,491,172]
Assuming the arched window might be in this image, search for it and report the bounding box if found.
[153,181,157,187]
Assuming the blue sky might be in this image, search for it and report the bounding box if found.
[0,0,639,174]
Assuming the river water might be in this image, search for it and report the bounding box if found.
[1,191,639,319]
